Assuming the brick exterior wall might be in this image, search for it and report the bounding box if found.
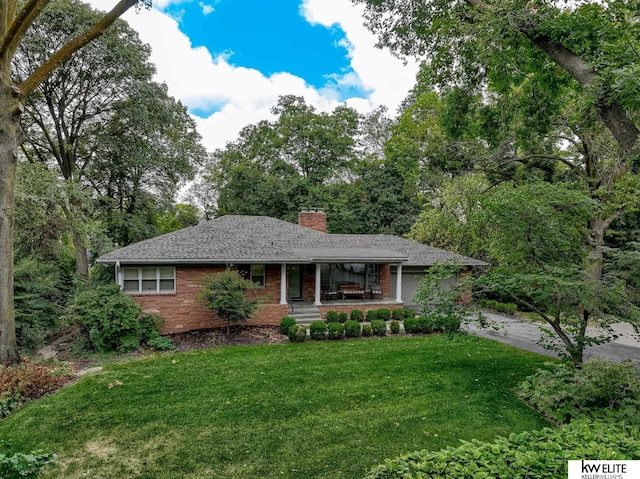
[130,265,287,334]
[297,210,327,233]
[128,261,396,333]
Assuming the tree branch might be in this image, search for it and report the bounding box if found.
[0,0,51,62]
[18,0,138,99]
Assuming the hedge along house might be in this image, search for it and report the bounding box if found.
[96,210,487,333]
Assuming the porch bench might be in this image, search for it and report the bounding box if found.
[339,283,366,300]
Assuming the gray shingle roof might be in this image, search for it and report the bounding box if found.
[97,215,487,267]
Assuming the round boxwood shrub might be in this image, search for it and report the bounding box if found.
[288,325,307,342]
[337,311,348,323]
[366,309,378,322]
[309,321,327,340]
[389,320,401,334]
[417,316,436,334]
[362,324,372,337]
[280,316,296,335]
[434,314,461,334]
[327,322,345,340]
[325,310,339,323]
[404,308,416,319]
[344,320,361,338]
[371,319,387,337]
[392,309,404,321]
[350,309,365,322]
[377,308,391,321]
[403,317,419,334]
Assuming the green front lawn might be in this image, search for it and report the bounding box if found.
[0,335,551,478]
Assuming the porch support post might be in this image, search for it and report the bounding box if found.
[280,263,287,305]
[314,263,322,306]
[395,263,403,303]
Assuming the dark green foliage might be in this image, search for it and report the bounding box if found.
[325,310,339,323]
[309,321,327,340]
[198,268,259,333]
[337,311,348,323]
[327,322,344,340]
[376,308,391,321]
[433,314,461,334]
[362,324,372,337]
[389,320,400,334]
[0,449,56,479]
[402,317,419,334]
[0,392,23,418]
[350,309,364,322]
[518,359,640,426]
[13,257,67,353]
[365,420,640,479]
[288,325,307,343]
[370,320,386,337]
[280,317,296,335]
[344,320,361,338]
[404,308,416,319]
[365,309,378,322]
[479,299,517,315]
[146,333,176,351]
[67,283,148,353]
[391,308,404,321]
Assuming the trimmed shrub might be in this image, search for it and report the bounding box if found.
[327,322,345,340]
[366,309,378,322]
[371,320,386,337]
[309,321,327,340]
[404,308,416,319]
[0,450,57,479]
[350,309,365,322]
[403,317,419,334]
[288,325,307,343]
[146,332,176,351]
[280,316,296,335]
[362,324,372,337]
[325,310,339,323]
[434,314,461,334]
[389,320,401,334]
[418,316,438,334]
[392,308,404,321]
[518,358,640,426]
[365,420,640,479]
[344,320,361,338]
[337,311,348,323]
[376,308,391,321]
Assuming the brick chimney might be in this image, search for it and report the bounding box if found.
[298,208,327,233]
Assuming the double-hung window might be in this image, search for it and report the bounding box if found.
[122,267,175,293]
[250,264,265,288]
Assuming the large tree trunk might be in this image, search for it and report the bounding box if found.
[0,80,21,365]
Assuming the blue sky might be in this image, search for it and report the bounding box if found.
[89,0,419,150]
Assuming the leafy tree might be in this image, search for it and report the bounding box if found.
[353,0,639,158]
[15,0,204,267]
[476,182,640,366]
[197,269,260,334]
[0,0,146,365]
[156,204,201,235]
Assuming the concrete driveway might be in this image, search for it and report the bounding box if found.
[464,312,640,368]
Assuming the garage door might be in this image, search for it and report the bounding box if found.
[391,269,457,307]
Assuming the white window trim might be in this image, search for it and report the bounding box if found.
[121,266,176,294]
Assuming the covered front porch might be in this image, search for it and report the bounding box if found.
[277,260,407,307]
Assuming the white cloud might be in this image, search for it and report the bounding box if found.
[86,0,419,151]
[198,2,214,15]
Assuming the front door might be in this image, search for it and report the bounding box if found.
[287,265,303,300]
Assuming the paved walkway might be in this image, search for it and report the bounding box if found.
[464,312,640,368]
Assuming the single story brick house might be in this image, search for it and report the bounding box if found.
[97,210,487,333]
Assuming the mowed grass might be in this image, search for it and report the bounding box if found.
[0,335,551,478]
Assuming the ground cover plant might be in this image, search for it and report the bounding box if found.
[0,336,550,478]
